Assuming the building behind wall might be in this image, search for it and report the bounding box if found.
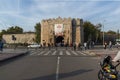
[41,17,84,46]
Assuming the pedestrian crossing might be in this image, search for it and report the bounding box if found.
[28,50,92,56]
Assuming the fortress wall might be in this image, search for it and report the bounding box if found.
[3,33,35,44]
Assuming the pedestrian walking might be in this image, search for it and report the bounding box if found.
[84,42,87,50]
[43,42,46,50]
[73,42,76,50]
[78,43,82,50]
[104,42,107,49]
[55,43,57,50]
[116,42,120,49]
[91,41,95,48]
[109,41,112,49]
[65,43,68,50]
[87,41,90,49]
[48,43,51,50]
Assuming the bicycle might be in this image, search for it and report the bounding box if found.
[98,55,120,80]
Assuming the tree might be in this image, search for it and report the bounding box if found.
[83,21,95,42]
[83,21,102,44]
[6,26,23,34]
[1,30,7,34]
[34,22,41,44]
[117,29,120,39]
[107,30,116,34]
[0,26,23,42]
[95,23,102,43]
[105,30,117,43]
[0,32,2,41]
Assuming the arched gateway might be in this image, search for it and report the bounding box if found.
[41,17,84,46]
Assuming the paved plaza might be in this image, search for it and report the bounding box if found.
[0,46,119,62]
[0,46,119,80]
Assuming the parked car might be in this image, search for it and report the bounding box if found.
[27,44,41,48]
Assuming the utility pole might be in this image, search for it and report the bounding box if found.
[118,29,120,40]
[102,20,105,46]
[117,29,120,42]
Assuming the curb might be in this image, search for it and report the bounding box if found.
[0,51,29,62]
[83,51,97,56]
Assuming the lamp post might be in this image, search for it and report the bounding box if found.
[118,29,120,40]
[103,24,104,46]
[103,20,106,46]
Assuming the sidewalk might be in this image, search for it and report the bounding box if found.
[83,48,119,58]
[0,48,29,62]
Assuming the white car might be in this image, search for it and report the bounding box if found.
[27,44,41,48]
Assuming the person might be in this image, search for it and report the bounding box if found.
[48,43,51,50]
[104,42,107,49]
[65,43,68,50]
[78,43,82,50]
[116,42,120,49]
[91,41,95,48]
[84,42,87,50]
[103,55,113,66]
[0,39,4,51]
[109,41,112,49]
[43,42,46,50]
[112,51,120,62]
[73,42,76,50]
[101,55,115,74]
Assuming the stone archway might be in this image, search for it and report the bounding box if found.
[55,36,64,46]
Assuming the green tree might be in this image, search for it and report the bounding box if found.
[83,21,102,43]
[83,21,95,41]
[34,22,41,44]
[95,23,102,43]
[0,26,23,41]
[1,30,7,34]
[0,32,2,41]
[7,26,23,34]
[107,30,116,34]
[103,30,117,43]
[117,29,120,39]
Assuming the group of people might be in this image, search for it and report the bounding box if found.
[83,41,95,50]
[39,41,95,51]
[104,41,113,49]
[103,41,120,61]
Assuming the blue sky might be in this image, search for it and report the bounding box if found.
[0,0,120,32]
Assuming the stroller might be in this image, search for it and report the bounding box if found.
[98,55,120,80]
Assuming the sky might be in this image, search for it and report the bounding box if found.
[0,0,120,32]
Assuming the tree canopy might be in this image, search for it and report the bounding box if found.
[107,30,116,34]
[83,21,101,43]
[1,26,23,34]
[0,26,23,40]
[34,22,41,44]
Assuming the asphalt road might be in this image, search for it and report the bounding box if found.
[0,49,100,80]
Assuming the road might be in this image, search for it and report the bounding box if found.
[0,48,105,80]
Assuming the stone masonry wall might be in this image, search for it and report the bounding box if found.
[3,33,35,44]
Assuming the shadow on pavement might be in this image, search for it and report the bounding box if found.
[25,69,93,80]
[0,52,28,67]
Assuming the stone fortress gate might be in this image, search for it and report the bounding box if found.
[41,17,84,46]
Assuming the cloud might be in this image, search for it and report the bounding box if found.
[0,0,19,14]
[0,0,120,32]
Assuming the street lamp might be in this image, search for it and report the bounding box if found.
[103,24,104,46]
[103,20,106,46]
